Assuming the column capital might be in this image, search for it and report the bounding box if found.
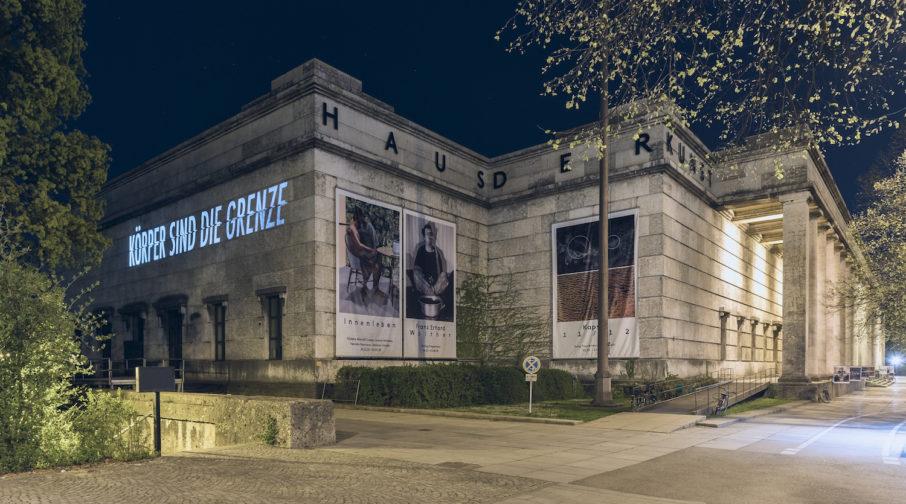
[780,191,811,205]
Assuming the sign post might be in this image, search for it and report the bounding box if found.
[522,356,541,414]
[136,366,176,454]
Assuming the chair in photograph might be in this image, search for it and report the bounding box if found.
[345,233,365,290]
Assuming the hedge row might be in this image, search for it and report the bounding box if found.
[336,364,584,408]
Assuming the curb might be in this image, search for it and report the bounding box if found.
[334,404,583,425]
[696,417,740,428]
[725,400,810,421]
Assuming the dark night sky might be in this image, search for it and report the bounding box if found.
[75,1,894,210]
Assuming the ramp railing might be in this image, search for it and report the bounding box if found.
[627,368,734,411]
[75,358,185,391]
[636,366,778,415]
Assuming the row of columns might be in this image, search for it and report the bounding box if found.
[719,311,781,363]
[779,192,883,383]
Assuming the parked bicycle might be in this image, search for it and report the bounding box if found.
[714,390,730,416]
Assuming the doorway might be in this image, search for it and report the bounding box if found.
[164,308,184,362]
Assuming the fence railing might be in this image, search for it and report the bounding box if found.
[75,358,185,391]
[318,379,361,405]
[626,367,735,411]
[638,366,778,415]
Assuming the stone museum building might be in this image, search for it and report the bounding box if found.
[86,59,885,390]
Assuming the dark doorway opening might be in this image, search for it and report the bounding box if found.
[164,309,184,362]
[124,314,144,363]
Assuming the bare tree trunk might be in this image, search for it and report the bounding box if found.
[594,58,614,406]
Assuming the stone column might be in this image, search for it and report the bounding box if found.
[750,319,759,363]
[877,321,886,367]
[809,220,827,379]
[854,303,866,365]
[824,232,839,375]
[762,322,771,362]
[772,324,782,363]
[736,316,746,361]
[718,308,729,361]
[827,242,846,373]
[842,255,854,365]
[872,319,883,366]
[779,192,811,383]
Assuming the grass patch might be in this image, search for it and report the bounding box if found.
[725,397,792,416]
[446,398,631,422]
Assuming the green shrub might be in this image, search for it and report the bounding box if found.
[0,221,150,472]
[259,416,279,446]
[336,365,584,408]
[71,390,150,463]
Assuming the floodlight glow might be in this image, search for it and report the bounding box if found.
[890,355,903,366]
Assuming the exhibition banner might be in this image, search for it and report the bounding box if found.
[551,211,639,359]
[335,189,403,358]
[402,210,457,359]
[832,366,850,383]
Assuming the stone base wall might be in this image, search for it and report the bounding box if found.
[768,379,865,401]
[123,391,335,453]
[551,358,778,382]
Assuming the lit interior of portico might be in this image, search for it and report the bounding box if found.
[713,144,884,385]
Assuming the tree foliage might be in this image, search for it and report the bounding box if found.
[0,219,146,472]
[856,127,906,210]
[456,273,549,366]
[499,0,715,152]
[703,0,905,148]
[499,0,905,157]
[849,151,906,353]
[0,0,110,271]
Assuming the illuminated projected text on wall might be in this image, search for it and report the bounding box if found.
[127,181,288,267]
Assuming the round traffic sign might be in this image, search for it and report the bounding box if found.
[522,355,541,374]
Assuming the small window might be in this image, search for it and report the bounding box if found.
[267,295,283,360]
[214,304,226,361]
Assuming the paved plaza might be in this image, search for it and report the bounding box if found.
[2,384,905,503]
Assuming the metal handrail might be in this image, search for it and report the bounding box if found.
[76,358,185,391]
[628,367,734,410]
[701,366,778,415]
[636,365,778,413]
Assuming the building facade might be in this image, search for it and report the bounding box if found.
[86,60,884,390]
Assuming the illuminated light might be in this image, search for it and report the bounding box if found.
[733,213,784,225]
[891,355,903,367]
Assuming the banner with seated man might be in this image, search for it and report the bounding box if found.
[403,209,456,359]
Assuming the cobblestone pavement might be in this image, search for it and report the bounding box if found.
[0,445,548,504]
[5,385,904,503]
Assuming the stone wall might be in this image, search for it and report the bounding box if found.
[86,59,875,387]
[654,170,782,377]
[93,149,316,368]
[123,391,335,453]
[308,147,488,377]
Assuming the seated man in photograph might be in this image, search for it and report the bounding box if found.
[346,207,384,300]
[412,222,450,299]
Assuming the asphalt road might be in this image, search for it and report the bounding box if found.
[579,383,906,503]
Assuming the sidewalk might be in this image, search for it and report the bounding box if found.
[330,409,728,483]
